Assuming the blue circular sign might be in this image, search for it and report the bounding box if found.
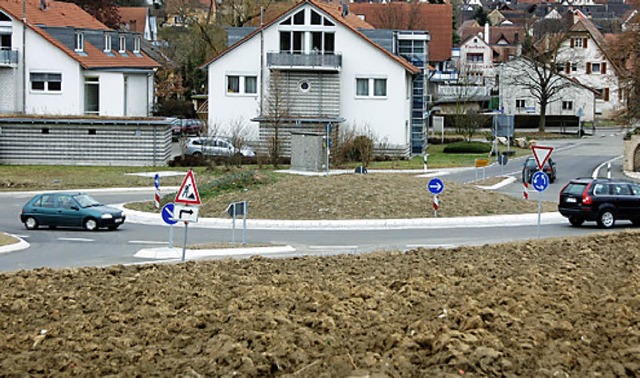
[161,203,178,225]
[427,178,445,195]
[531,171,549,192]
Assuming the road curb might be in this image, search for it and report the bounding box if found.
[0,235,30,255]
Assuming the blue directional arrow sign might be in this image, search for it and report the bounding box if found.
[427,177,445,195]
[154,173,160,189]
[531,171,549,192]
[161,203,178,225]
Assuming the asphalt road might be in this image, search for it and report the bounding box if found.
[0,127,634,272]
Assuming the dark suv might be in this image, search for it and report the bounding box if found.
[558,177,640,228]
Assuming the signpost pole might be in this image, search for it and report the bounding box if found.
[154,173,160,209]
[231,204,236,243]
[242,201,247,245]
[169,223,174,248]
[537,189,542,239]
[182,221,188,261]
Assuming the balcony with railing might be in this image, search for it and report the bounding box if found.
[267,52,342,71]
[0,49,19,67]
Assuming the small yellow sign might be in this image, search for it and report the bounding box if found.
[475,158,489,168]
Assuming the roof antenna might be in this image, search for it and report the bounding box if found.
[40,0,46,11]
[341,1,348,17]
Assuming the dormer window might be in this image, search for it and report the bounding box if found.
[118,35,126,53]
[74,31,84,52]
[133,35,141,53]
[103,34,111,52]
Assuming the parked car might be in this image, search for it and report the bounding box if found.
[171,118,204,137]
[20,192,125,231]
[522,156,556,183]
[558,177,640,228]
[182,137,255,158]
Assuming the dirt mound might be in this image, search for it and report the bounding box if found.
[2,231,640,376]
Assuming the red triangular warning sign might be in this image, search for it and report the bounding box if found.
[175,170,201,205]
[531,145,554,171]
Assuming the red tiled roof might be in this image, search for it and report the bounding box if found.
[119,7,147,33]
[459,25,525,46]
[348,3,453,62]
[0,0,159,69]
[201,0,419,74]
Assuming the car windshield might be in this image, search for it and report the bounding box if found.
[73,194,102,208]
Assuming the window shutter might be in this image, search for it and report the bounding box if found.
[583,38,588,48]
[604,88,609,101]
[586,62,591,74]
[570,38,574,48]
[565,62,570,72]
[602,62,607,74]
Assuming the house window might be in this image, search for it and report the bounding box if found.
[133,35,141,53]
[356,78,369,96]
[573,38,583,48]
[466,53,483,63]
[556,62,564,72]
[245,76,257,94]
[571,62,577,72]
[279,8,336,54]
[30,73,62,92]
[356,78,387,98]
[374,79,387,97]
[118,35,126,53]
[516,99,526,109]
[227,75,257,95]
[103,34,111,52]
[74,31,84,52]
[562,101,573,110]
[591,62,601,74]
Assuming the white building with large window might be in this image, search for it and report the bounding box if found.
[0,0,159,117]
[201,0,424,157]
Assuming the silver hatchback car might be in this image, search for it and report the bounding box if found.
[181,137,255,158]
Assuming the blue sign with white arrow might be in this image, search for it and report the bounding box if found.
[161,203,178,225]
[531,171,549,192]
[427,177,445,195]
[154,173,160,189]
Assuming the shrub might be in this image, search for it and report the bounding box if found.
[443,141,492,153]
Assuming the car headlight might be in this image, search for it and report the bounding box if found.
[101,214,113,219]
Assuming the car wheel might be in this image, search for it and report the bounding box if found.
[568,216,584,227]
[108,225,120,231]
[596,209,616,229]
[24,216,39,230]
[83,218,98,231]
[193,151,203,158]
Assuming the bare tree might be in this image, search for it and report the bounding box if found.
[501,31,573,132]
[225,116,252,167]
[451,65,486,141]
[607,20,640,122]
[264,71,292,168]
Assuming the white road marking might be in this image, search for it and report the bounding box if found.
[128,240,169,245]
[406,244,456,249]
[14,234,30,238]
[309,245,358,250]
[58,237,94,242]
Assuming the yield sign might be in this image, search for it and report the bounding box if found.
[531,145,554,171]
[175,169,201,205]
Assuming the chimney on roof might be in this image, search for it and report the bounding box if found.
[484,22,490,44]
[40,0,46,11]
[341,1,349,17]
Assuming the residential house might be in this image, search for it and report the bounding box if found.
[202,0,427,157]
[163,0,216,27]
[0,0,160,117]
[119,6,158,45]
[555,11,625,118]
[499,57,596,124]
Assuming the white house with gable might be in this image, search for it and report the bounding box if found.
[0,0,160,117]
[201,0,427,157]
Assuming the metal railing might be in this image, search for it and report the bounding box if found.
[0,49,18,66]
[267,52,341,70]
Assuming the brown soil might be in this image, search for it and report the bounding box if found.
[2,231,640,376]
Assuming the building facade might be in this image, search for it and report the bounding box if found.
[0,0,160,117]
